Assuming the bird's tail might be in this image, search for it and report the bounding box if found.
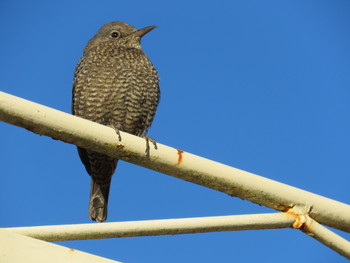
[89,179,111,223]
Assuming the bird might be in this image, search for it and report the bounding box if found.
[72,21,160,222]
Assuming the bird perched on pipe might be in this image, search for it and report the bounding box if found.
[72,21,160,222]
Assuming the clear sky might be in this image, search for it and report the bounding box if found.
[1,0,350,262]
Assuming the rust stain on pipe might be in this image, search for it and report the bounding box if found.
[286,208,308,230]
[293,214,307,229]
[176,149,184,166]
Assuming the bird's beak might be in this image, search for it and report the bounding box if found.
[134,25,157,38]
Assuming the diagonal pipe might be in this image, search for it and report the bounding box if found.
[1,91,350,233]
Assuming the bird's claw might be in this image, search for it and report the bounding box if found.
[116,129,122,141]
[141,135,157,158]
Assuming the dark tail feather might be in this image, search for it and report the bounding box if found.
[89,179,111,222]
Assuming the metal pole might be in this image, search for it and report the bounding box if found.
[3,213,295,241]
[1,91,350,233]
[301,215,350,259]
[0,230,122,263]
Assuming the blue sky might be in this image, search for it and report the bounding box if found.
[1,0,350,262]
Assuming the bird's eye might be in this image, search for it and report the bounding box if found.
[110,31,120,38]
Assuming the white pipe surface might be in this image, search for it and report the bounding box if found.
[0,230,122,263]
[1,91,350,233]
[3,213,295,241]
[302,216,350,259]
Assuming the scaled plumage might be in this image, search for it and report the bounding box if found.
[72,21,160,222]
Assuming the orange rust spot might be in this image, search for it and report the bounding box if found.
[293,214,307,229]
[176,149,184,166]
[69,248,75,252]
[286,208,307,229]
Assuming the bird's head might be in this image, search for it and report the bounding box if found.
[85,21,156,52]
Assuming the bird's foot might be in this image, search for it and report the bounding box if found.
[115,129,122,141]
[140,135,158,158]
[108,125,122,141]
[107,123,123,142]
